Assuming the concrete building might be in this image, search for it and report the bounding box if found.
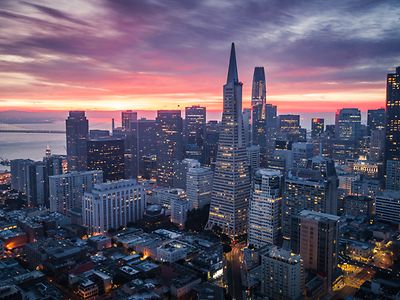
[151,187,187,210]
[171,198,189,227]
[82,179,145,234]
[375,190,400,224]
[260,246,304,300]
[386,160,400,191]
[186,166,213,209]
[248,169,283,248]
[49,170,103,214]
[172,158,200,190]
[291,210,340,292]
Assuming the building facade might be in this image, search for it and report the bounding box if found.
[156,110,183,187]
[206,43,250,238]
[186,166,213,210]
[248,169,283,248]
[49,170,103,214]
[87,138,125,182]
[66,111,89,171]
[260,246,304,300]
[82,179,145,234]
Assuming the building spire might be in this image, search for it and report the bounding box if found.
[227,42,239,83]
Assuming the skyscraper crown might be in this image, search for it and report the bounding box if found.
[227,42,239,83]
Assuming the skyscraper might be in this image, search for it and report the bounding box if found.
[121,110,138,131]
[248,169,283,248]
[291,210,340,292]
[264,103,278,165]
[206,43,250,238]
[243,108,251,147]
[335,108,361,142]
[184,106,206,162]
[311,118,324,138]
[204,120,220,167]
[87,138,125,181]
[66,111,89,171]
[251,67,266,147]
[26,161,46,206]
[156,110,183,187]
[282,156,338,242]
[385,67,400,185]
[367,108,385,135]
[10,159,33,194]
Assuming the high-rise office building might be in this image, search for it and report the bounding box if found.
[247,145,260,179]
[282,156,338,241]
[248,169,283,248]
[26,161,46,206]
[87,138,125,181]
[204,120,220,167]
[66,111,89,171]
[121,110,138,131]
[385,67,400,184]
[82,179,144,234]
[172,158,200,190]
[137,119,157,177]
[279,114,300,133]
[291,210,340,292]
[186,166,213,209]
[335,108,361,142]
[292,142,314,169]
[386,160,400,191]
[278,114,305,142]
[10,159,33,194]
[251,67,266,148]
[311,118,324,138]
[156,110,183,187]
[265,104,277,138]
[367,108,385,135]
[375,190,400,224]
[49,170,103,214]
[207,43,250,238]
[369,129,385,162]
[243,108,251,147]
[260,246,304,300]
[184,106,206,163]
[140,154,157,181]
[264,103,278,165]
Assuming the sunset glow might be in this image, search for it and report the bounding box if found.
[0,0,398,113]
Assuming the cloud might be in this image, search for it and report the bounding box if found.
[0,0,398,112]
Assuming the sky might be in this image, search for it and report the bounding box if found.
[0,0,399,113]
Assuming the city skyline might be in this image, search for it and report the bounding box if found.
[0,3,400,300]
[1,0,399,112]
